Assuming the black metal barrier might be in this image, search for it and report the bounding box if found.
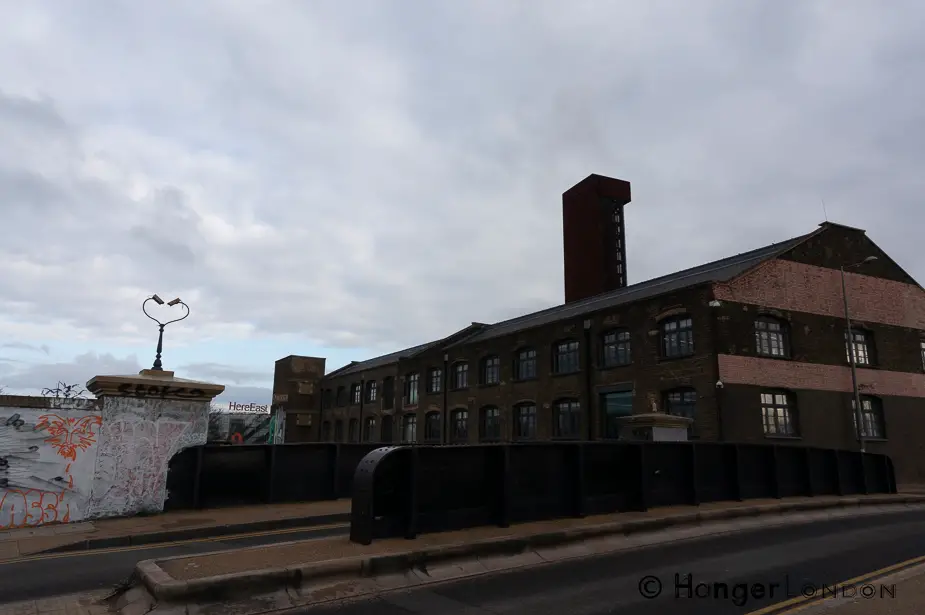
[348,442,896,545]
[164,443,380,510]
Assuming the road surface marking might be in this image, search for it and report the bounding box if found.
[746,553,925,615]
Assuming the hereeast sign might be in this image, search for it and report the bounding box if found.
[223,402,271,414]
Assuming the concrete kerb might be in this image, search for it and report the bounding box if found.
[133,494,925,605]
[39,512,351,555]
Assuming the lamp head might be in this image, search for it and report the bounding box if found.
[167,298,182,306]
[151,294,165,305]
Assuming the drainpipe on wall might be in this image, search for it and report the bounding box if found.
[709,297,726,442]
[583,319,594,440]
[357,376,365,443]
[442,353,449,445]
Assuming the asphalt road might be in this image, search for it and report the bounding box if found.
[297,508,925,615]
[0,523,350,603]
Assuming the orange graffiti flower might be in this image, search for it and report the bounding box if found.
[35,414,103,461]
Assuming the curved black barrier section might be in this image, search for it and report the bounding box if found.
[348,442,897,544]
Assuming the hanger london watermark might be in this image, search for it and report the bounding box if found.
[638,574,896,608]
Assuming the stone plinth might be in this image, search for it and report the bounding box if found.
[86,369,225,401]
[617,412,693,442]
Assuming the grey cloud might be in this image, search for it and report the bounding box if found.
[0,1,922,360]
[1,342,50,354]
[180,362,269,385]
[0,352,142,394]
[214,386,272,405]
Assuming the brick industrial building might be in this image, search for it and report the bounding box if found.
[272,174,925,483]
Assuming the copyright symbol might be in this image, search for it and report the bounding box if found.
[639,575,662,599]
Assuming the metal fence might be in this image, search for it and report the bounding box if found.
[164,443,379,510]
[348,442,896,545]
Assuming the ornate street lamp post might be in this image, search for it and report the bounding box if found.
[142,294,190,371]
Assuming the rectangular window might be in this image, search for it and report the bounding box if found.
[553,400,581,438]
[453,363,469,389]
[852,397,886,439]
[921,340,925,371]
[428,368,443,393]
[351,383,361,405]
[382,377,394,410]
[601,390,633,439]
[365,380,377,403]
[553,340,580,374]
[362,416,376,442]
[513,404,536,439]
[516,349,537,380]
[482,356,500,384]
[662,317,694,358]
[404,373,419,406]
[602,331,631,367]
[335,387,347,407]
[334,420,344,442]
[845,330,871,366]
[760,392,798,436]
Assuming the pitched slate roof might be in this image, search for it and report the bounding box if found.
[327,226,823,375]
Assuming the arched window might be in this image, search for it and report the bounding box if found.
[321,420,332,441]
[602,329,631,367]
[380,415,393,443]
[480,355,500,385]
[335,386,347,407]
[552,340,580,374]
[333,419,344,442]
[424,411,441,441]
[760,390,798,437]
[401,413,417,443]
[365,380,378,402]
[553,399,580,438]
[514,347,538,380]
[480,406,502,441]
[362,416,376,442]
[452,362,470,390]
[512,402,536,440]
[450,409,469,443]
[755,316,789,358]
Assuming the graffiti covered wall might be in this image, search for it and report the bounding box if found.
[0,400,102,529]
[88,395,208,518]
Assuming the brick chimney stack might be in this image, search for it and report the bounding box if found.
[562,174,632,304]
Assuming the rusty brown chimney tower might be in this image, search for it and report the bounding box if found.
[562,173,632,304]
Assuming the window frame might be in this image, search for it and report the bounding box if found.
[552,399,581,439]
[920,339,925,371]
[514,347,538,381]
[481,355,501,385]
[403,372,420,406]
[427,367,443,394]
[450,409,469,443]
[380,415,393,443]
[365,380,377,403]
[552,339,581,374]
[760,390,799,437]
[479,406,502,442]
[401,413,417,443]
[852,395,887,439]
[424,411,441,442]
[845,328,873,366]
[351,383,361,405]
[663,387,697,437]
[452,361,470,390]
[321,420,332,441]
[362,416,376,442]
[512,402,537,440]
[601,329,632,368]
[335,386,347,407]
[348,418,359,442]
[754,316,790,359]
[334,419,344,442]
[660,315,694,359]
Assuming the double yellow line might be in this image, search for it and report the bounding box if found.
[0,521,350,565]
[747,553,925,615]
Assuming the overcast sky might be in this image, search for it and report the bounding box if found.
[1,1,922,403]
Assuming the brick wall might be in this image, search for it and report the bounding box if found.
[718,355,925,398]
[712,260,925,329]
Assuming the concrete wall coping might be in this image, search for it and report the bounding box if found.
[86,369,225,402]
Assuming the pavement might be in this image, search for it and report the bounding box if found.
[0,499,350,560]
[276,506,925,615]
